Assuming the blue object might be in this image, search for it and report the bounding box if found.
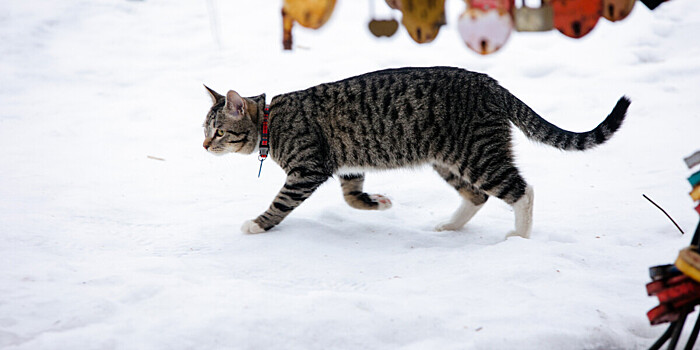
[689,170,700,187]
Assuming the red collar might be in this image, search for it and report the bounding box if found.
[258,105,270,177]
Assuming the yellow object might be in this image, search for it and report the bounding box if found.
[691,184,700,201]
[282,0,337,50]
[675,247,700,283]
[392,0,447,44]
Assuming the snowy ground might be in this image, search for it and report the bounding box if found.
[2,0,700,349]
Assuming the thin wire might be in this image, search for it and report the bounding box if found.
[643,194,685,234]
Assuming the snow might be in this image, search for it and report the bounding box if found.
[1,0,700,348]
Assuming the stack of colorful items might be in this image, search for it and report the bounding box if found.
[279,0,674,53]
[687,151,700,217]
[645,150,700,350]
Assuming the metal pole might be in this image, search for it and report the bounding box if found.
[668,311,689,350]
[684,311,700,350]
[650,323,676,350]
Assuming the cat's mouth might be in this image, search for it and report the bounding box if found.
[208,140,249,155]
[207,148,228,156]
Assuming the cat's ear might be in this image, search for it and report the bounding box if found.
[224,90,246,118]
[203,84,224,104]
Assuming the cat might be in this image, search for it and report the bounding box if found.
[202,66,629,238]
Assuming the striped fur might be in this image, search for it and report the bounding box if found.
[203,67,629,236]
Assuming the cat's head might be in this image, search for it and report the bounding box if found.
[202,85,265,156]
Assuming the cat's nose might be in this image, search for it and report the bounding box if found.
[203,139,212,150]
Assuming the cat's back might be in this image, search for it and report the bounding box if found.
[271,66,486,107]
[319,66,484,94]
[329,66,475,85]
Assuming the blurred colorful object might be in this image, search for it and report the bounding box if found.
[282,0,337,50]
[686,149,700,220]
[643,150,700,350]
[278,0,674,53]
[688,150,700,206]
[369,19,399,37]
[513,2,554,32]
[640,0,668,10]
[386,0,447,44]
[368,0,399,37]
[551,0,602,38]
[458,0,514,55]
[602,0,635,21]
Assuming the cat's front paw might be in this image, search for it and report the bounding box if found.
[241,220,266,234]
[369,194,392,210]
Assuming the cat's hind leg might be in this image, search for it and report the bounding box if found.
[473,164,534,239]
[339,174,392,210]
[433,164,489,231]
[506,184,534,239]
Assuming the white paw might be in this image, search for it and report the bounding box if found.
[369,194,392,210]
[506,230,530,239]
[435,222,462,232]
[241,220,265,234]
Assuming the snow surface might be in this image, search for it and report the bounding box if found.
[1,0,700,349]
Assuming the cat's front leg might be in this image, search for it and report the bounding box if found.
[241,169,330,233]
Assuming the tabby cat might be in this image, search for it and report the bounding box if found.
[202,67,629,238]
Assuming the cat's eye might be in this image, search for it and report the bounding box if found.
[216,129,225,137]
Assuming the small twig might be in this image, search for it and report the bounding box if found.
[643,194,684,234]
[147,155,165,161]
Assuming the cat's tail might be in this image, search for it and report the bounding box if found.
[502,91,630,151]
